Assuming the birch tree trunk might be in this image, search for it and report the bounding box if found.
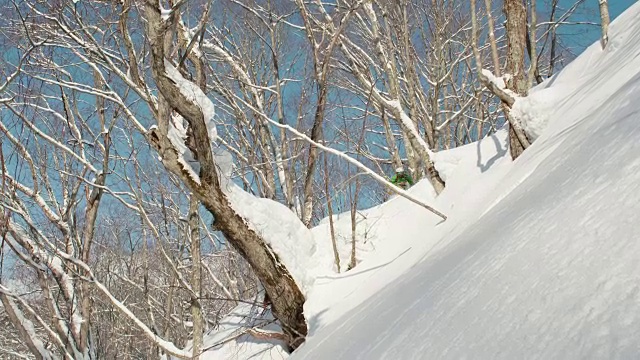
[599,0,610,49]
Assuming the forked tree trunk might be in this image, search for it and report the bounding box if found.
[147,98,308,352]
[144,2,307,350]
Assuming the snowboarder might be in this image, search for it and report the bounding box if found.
[390,166,413,190]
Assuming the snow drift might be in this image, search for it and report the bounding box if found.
[198,2,640,358]
[292,2,640,359]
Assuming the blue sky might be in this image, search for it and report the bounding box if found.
[556,0,637,52]
[608,0,636,16]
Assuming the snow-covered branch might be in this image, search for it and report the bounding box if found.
[261,116,447,220]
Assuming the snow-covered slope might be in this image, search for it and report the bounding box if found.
[291,2,640,359]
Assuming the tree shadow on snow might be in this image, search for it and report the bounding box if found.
[477,131,507,172]
[315,246,413,280]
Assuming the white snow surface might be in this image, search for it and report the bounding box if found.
[225,184,320,294]
[186,303,289,360]
[163,61,218,185]
[291,3,640,359]
[201,3,640,358]
[510,85,556,141]
[164,60,217,141]
[481,68,507,89]
[215,149,322,295]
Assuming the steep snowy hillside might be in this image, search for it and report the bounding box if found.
[291,2,640,359]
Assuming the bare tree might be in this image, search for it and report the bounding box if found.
[142,0,308,348]
[0,3,263,358]
[470,0,532,159]
[0,0,617,356]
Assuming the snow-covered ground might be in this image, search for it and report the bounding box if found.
[201,2,640,358]
[183,303,289,360]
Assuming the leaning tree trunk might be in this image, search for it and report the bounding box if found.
[197,185,307,348]
[143,2,307,350]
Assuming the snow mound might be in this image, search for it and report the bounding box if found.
[213,148,321,294]
[226,184,320,294]
[510,86,556,141]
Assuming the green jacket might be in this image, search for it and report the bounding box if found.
[390,172,413,186]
